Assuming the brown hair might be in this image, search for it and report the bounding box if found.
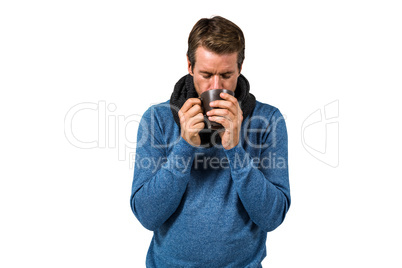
[187,16,245,72]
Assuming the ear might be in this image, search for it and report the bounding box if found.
[238,63,243,76]
[187,55,193,76]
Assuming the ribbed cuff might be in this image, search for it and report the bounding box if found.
[164,137,197,175]
[224,144,252,173]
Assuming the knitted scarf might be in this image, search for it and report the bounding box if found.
[170,74,256,147]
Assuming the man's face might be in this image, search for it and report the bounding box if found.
[188,46,242,96]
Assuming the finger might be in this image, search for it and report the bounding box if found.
[206,107,233,119]
[220,92,237,102]
[187,121,205,135]
[208,115,233,130]
[184,104,203,119]
[180,98,202,114]
[185,113,204,129]
[209,99,239,116]
[192,122,205,131]
[208,101,238,118]
[217,92,238,107]
[179,99,202,121]
[188,113,205,124]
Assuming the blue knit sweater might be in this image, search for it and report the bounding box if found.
[130,100,291,267]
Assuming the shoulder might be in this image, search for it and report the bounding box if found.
[245,101,287,147]
[250,101,285,123]
[142,100,172,118]
[140,100,174,125]
[140,100,178,135]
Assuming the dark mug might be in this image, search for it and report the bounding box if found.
[200,89,235,130]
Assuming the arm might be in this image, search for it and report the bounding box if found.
[224,109,291,232]
[130,107,196,231]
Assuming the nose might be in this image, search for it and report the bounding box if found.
[211,75,223,90]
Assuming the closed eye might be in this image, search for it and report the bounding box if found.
[221,72,234,79]
[200,71,212,79]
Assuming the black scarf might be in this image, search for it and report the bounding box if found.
[170,74,256,147]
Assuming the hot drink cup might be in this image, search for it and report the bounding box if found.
[200,89,235,130]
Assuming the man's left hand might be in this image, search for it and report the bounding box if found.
[207,92,243,150]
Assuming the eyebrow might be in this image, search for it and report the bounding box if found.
[199,71,235,75]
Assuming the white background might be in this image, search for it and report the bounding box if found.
[1,0,401,267]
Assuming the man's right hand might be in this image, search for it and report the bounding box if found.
[178,98,205,147]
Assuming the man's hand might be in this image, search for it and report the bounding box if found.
[207,92,243,150]
[178,98,205,147]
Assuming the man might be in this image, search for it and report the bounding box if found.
[130,16,291,267]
